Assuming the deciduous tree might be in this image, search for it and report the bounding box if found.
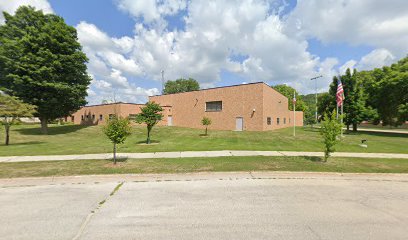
[320,110,343,161]
[135,102,163,144]
[163,78,200,94]
[201,117,212,136]
[0,6,91,134]
[0,95,36,145]
[103,116,132,164]
[273,85,307,111]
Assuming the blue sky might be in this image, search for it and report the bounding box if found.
[1,0,407,104]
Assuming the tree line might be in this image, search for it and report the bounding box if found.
[317,56,407,131]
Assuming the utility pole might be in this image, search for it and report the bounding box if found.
[161,70,165,94]
[310,75,323,123]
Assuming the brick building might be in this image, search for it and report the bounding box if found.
[69,82,303,131]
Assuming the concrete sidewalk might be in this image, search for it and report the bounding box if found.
[0,150,407,163]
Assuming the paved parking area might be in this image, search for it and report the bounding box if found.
[1,172,408,240]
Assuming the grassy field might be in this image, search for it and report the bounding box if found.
[1,156,408,178]
[0,124,407,156]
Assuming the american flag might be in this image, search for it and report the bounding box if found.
[336,77,345,107]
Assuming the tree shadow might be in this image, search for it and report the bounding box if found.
[0,141,44,147]
[109,156,128,163]
[16,125,90,136]
[302,127,320,133]
[136,140,160,144]
[344,130,408,138]
[303,156,325,162]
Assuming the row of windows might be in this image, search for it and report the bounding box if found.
[266,117,290,125]
[81,114,104,121]
[80,114,137,121]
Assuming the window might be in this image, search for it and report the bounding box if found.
[284,118,286,124]
[85,115,89,120]
[289,118,291,124]
[71,116,75,122]
[267,117,271,125]
[81,115,84,120]
[129,114,137,121]
[92,114,95,120]
[206,101,222,112]
[277,118,280,125]
[99,115,103,121]
[109,114,116,120]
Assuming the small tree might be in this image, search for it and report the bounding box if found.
[0,95,36,145]
[103,116,132,164]
[201,117,212,135]
[135,102,163,144]
[320,110,343,161]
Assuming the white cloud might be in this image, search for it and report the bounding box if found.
[285,0,408,57]
[116,0,187,23]
[0,0,53,24]
[356,48,395,70]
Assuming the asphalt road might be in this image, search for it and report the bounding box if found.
[1,172,408,240]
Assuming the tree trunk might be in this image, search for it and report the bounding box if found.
[146,126,151,144]
[113,143,117,164]
[205,126,208,135]
[352,123,357,132]
[5,125,10,146]
[40,117,48,135]
[346,125,350,131]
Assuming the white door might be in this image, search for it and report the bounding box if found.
[167,116,173,126]
[235,117,243,131]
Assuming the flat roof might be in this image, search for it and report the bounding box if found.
[151,82,268,97]
[83,102,145,108]
[83,102,172,108]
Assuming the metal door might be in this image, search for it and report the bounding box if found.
[167,116,173,126]
[235,117,243,131]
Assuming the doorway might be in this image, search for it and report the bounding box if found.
[167,115,173,126]
[235,117,243,131]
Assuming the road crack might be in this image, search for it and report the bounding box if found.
[72,181,124,240]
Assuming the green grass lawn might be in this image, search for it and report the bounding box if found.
[1,156,408,178]
[0,124,407,156]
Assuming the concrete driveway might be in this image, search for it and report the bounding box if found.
[1,172,408,240]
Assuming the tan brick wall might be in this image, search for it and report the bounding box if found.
[262,85,303,130]
[150,83,266,131]
[69,103,170,126]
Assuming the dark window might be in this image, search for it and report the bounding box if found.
[129,114,137,121]
[85,115,89,120]
[284,118,286,124]
[206,101,222,112]
[267,117,271,125]
[92,114,95,120]
[277,118,280,125]
[81,115,84,120]
[99,115,103,121]
[71,116,75,122]
[64,116,68,122]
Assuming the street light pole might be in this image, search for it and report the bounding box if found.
[310,75,323,123]
[161,70,165,94]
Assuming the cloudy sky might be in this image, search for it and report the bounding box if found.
[1,0,407,104]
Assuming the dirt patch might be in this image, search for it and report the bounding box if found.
[137,143,159,145]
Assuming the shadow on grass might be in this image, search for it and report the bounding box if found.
[199,134,209,137]
[302,127,320,133]
[344,130,408,138]
[303,156,325,162]
[108,157,128,163]
[136,139,160,144]
[16,125,90,136]
[0,141,44,147]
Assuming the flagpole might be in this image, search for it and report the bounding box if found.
[341,103,344,137]
[293,91,296,137]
